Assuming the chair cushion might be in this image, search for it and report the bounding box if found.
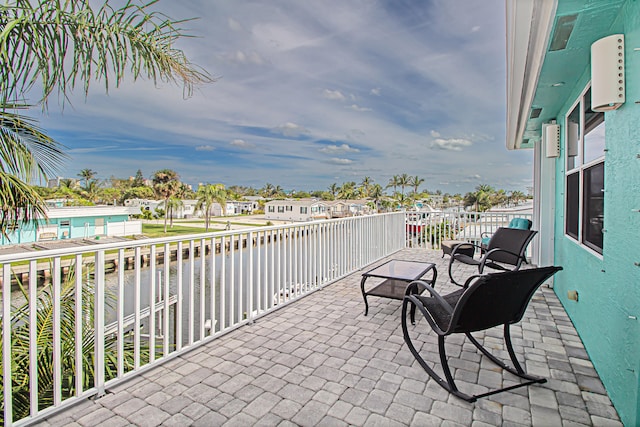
[508,218,532,230]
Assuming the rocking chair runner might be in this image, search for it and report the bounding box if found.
[401,266,562,402]
[448,227,537,286]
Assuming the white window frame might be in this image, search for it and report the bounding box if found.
[564,84,605,256]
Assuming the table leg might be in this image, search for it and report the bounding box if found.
[360,276,369,316]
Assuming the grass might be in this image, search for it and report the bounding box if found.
[141,223,223,238]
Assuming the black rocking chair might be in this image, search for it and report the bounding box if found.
[448,227,537,286]
[401,266,562,402]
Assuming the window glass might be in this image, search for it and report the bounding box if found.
[565,173,579,240]
[563,84,605,254]
[582,162,604,253]
[584,114,605,164]
[300,207,307,214]
[566,104,580,170]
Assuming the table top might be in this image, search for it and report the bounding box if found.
[362,260,435,281]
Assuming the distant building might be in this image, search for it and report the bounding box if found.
[264,199,329,222]
[124,198,162,213]
[1,206,141,246]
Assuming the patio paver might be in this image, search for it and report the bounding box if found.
[41,248,621,426]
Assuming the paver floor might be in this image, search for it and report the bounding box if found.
[41,248,621,426]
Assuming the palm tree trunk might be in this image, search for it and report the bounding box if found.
[164,197,169,233]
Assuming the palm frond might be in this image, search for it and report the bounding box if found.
[0,0,215,106]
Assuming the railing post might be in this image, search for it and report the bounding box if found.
[95,250,106,397]
[3,264,14,427]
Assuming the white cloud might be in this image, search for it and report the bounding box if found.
[322,89,346,101]
[431,138,473,151]
[225,50,264,65]
[430,130,441,138]
[348,104,372,112]
[319,143,359,154]
[273,122,308,137]
[195,145,215,151]
[231,139,254,148]
[370,88,381,96]
[329,158,353,165]
[471,26,481,32]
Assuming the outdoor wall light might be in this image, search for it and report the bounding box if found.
[543,123,560,158]
[591,34,625,111]
[567,290,579,301]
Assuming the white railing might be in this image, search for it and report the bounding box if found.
[405,210,534,250]
[0,213,405,426]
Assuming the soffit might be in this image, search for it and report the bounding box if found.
[509,0,625,149]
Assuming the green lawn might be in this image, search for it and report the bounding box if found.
[142,223,223,238]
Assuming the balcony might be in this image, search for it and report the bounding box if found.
[1,213,621,425]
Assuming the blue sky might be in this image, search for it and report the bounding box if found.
[38,0,532,194]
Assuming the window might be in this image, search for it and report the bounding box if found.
[268,206,275,213]
[564,86,605,254]
[60,220,70,227]
[277,206,284,213]
[300,207,308,214]
[285,205,293,212]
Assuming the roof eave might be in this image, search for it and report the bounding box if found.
[505,0,558,150]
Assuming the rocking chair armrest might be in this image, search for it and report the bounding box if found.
[461,274,485,289]
[405,280,453,313]
[479,248,525,272]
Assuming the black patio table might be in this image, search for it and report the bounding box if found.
[360,259,437,319]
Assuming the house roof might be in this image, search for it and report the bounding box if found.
[44,205,140,219]
[265,199,326,207]
[506,0,625,150]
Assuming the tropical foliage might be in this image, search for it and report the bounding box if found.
[0,0,212,236]
[0,264,147,424]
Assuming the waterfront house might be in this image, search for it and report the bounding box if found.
[123,198,162,214]
[264,199,329,222]
[506,0,640,424]
[327,200,372,218]
[1,205,142,246]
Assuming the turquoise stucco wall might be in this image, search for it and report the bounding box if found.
[0,214,131,245]
[551,3,640,424]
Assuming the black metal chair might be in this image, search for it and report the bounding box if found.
[401,266,562,402]
[448,227,537,286]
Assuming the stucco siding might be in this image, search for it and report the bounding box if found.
[551,3,640,423]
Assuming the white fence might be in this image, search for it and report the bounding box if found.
[106,220,142,237]
[0,213,405,426]
[0,210,534,425]
[405,211,533,250]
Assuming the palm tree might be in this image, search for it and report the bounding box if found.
[152,169,180,233]
[328,183,339,199]
[261,183,275,198]
[165,196,184,228]
[387,175,400,195]
[338,182,356,200]
[410,175,425,196]
[360,176,373,198]
[369,184,384,212]
[82,180,101,204]
[196,185,215,231]
[398,174,410,197]
[196,184,227,230]
[78,169,97,187]
[0,0,213,236]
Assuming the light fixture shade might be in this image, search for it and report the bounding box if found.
[591,34,625,112]
[544,124,560,158]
